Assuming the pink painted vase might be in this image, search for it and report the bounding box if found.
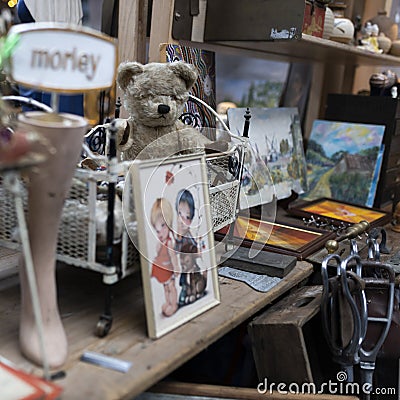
[18,111,87,368]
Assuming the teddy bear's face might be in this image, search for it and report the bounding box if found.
[117,62,198,129]
[127,79,188,128]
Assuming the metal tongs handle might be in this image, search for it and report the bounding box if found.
[367,227,390,261]
[358,261,395,399]
[321,254,367,380]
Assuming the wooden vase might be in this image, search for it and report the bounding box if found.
[371,10,398,42]
[18,111,87,368]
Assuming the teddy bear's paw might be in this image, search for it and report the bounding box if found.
[177,128,211,150]
[114,118,133,151]
[204,140,230,154]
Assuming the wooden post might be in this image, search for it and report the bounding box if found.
[148,0,178,62]
[304,62,324,140]
[118,0,148,64]
[117,0,148,117]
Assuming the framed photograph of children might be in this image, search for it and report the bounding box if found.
[130,153,220,339]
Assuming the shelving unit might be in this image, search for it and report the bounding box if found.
[145,0,400,136]
[182,34,400,67]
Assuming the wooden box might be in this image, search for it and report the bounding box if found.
[248,285,333,385]
[302,1,326,38]
[172,0,305,41]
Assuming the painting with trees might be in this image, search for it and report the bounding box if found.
[302,120,385,207]
[227,107,307,207]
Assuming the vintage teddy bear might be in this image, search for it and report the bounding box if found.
[115,60,224,160]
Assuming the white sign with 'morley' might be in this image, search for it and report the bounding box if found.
[8,22,117,93]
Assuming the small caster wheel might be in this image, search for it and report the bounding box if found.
[95,316,112,337]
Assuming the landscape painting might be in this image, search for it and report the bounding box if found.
[302,120,385,207]
[227,107,308,208]
[215,215,332,259]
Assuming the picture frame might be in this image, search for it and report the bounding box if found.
[161,43,216,129]
[131,153,220,339]
[288,197,392,228]
[302,119,385,207]
[279,62,312,133]
[227,107,308,207]
[215,215,334,260]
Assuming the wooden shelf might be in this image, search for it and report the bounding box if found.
[0,260,313,400]
[180,34,400,67]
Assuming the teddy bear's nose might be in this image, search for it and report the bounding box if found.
[158,104,170,114]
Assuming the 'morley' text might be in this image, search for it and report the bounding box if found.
[31,47,100,80]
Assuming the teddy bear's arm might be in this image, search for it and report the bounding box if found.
[114,118,135,152]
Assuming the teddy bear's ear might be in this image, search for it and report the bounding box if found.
[168,61,198,90]
[117,62,144,91]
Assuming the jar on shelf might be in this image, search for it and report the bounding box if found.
[390,39,400,56]
[370,10,398,42]
[330,17,355,44]
[329,1,347,17]
[377,33,392,53]
[323,6,335,39]
[369,73,389,96]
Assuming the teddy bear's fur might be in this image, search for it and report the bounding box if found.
[115,61,216,160]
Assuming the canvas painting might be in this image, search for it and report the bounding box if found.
[228,215,324,251]
[130,153,220,339]
[289,198,391,227]
[161,43,216,130]
[302,120,386,207]
[227,107,308,208]
[215,215,332,260]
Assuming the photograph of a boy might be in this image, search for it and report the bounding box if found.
[150,198,179,317]
[175,189,201,307]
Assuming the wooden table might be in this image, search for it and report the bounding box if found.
[0,259,313,400]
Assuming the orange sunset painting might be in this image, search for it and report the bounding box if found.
[299,199,386,224]
[218,216,323,251]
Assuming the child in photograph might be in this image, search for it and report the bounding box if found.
[175,189,200,307]
[150,198,179,317]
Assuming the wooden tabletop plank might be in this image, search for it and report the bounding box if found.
[149,381,360,400]
[0,260,313,400]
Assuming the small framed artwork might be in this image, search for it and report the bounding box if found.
[130,153,220,339]
[216,215,334,260]
[302,119,385,207]
[288,198,392,228]
[227,107,307,208]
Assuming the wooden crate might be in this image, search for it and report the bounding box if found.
[145,381,359,400]
[248,285,327,385]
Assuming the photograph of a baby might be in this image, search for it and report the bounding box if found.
[134,154,220,338]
